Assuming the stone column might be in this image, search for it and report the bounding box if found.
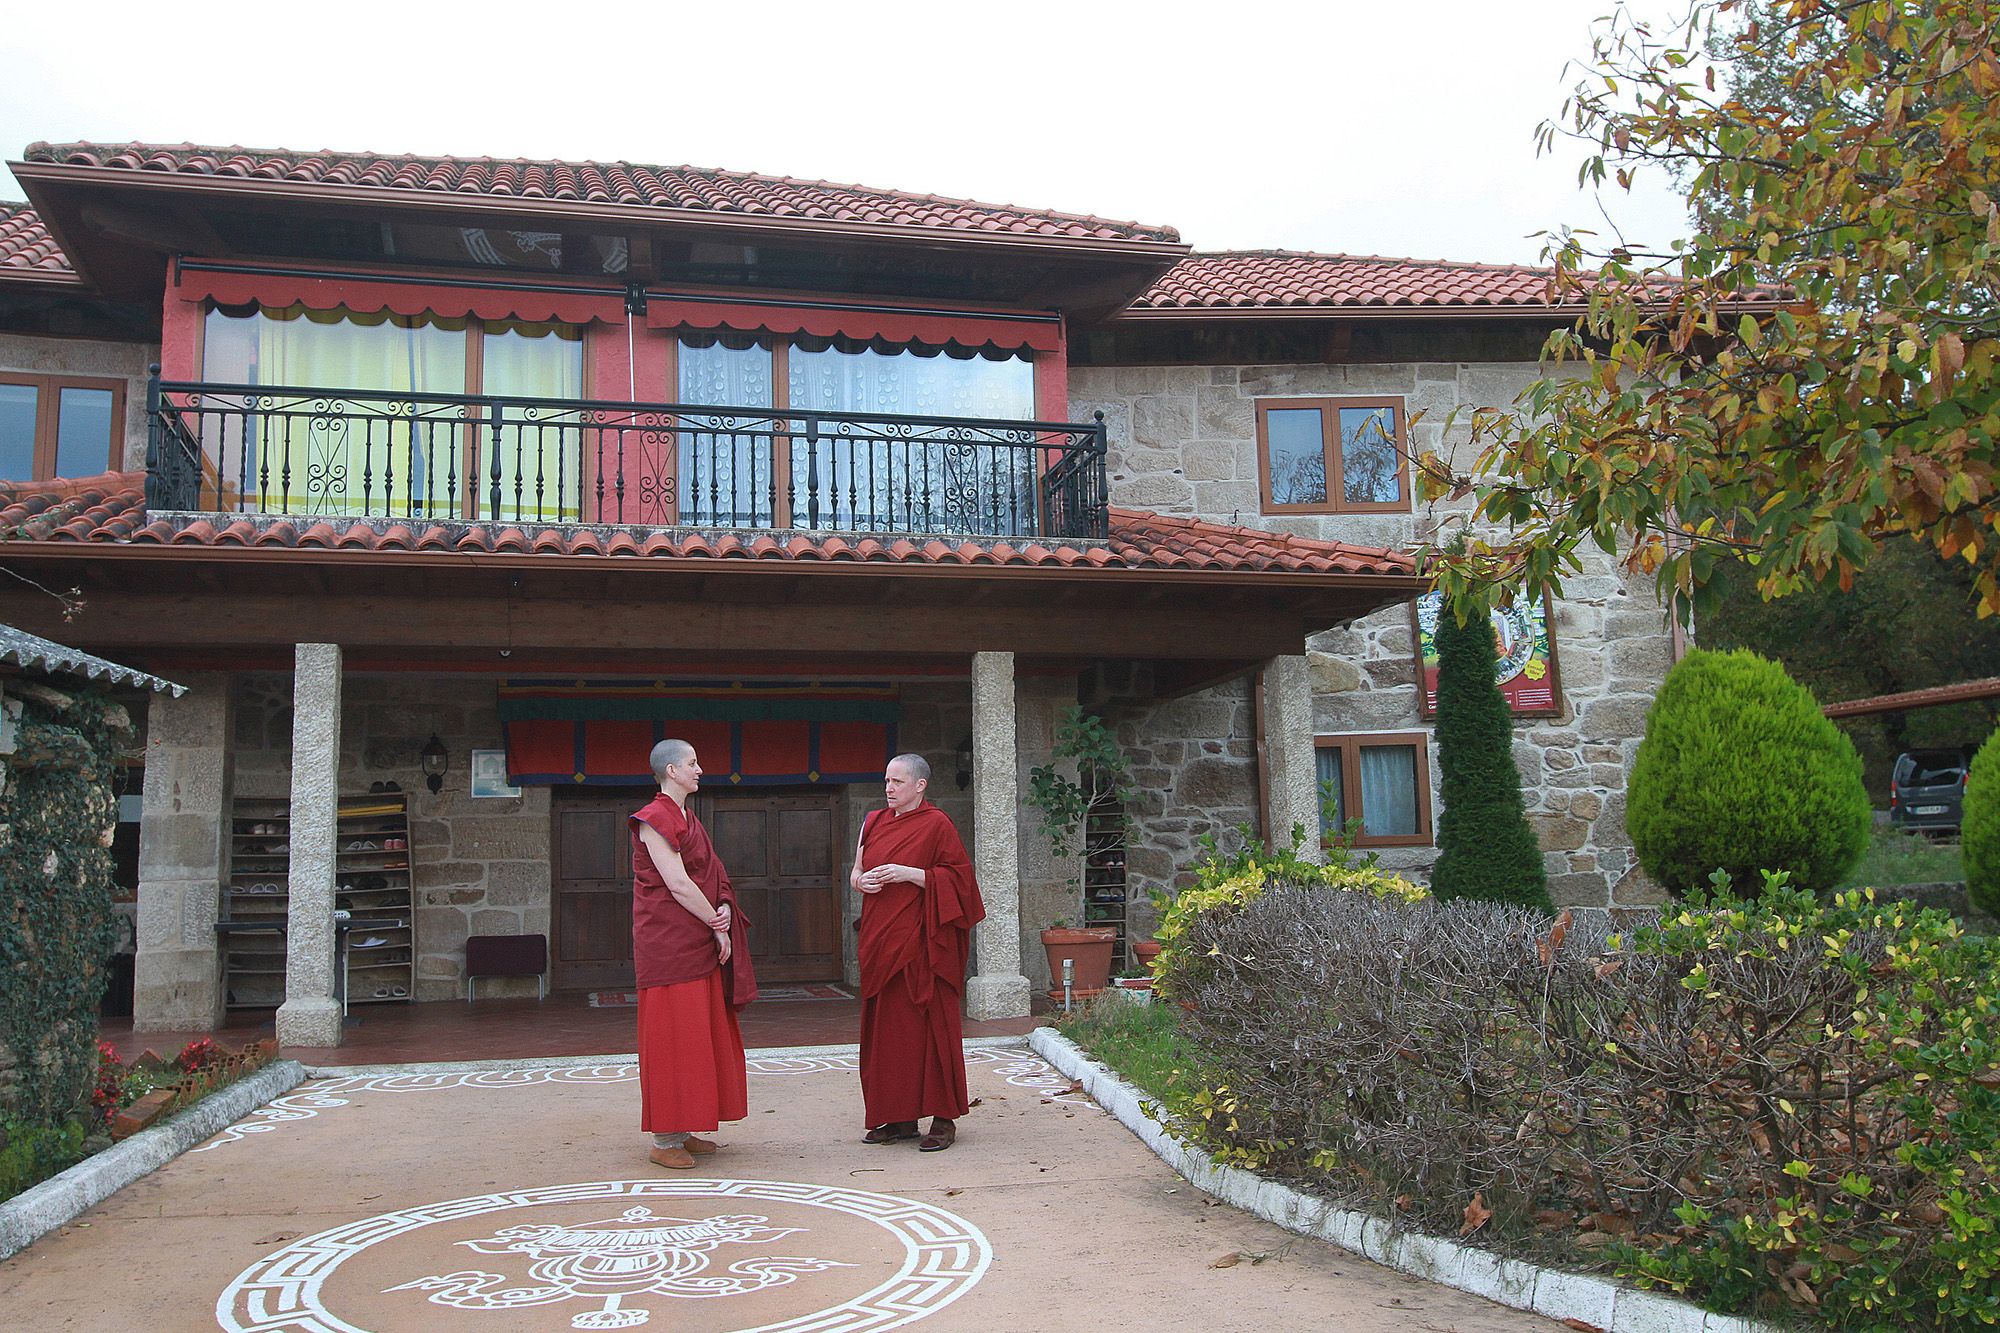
[133,673,234,1032]
[964,651,1031,1020]
[1261,654,1322,863]
[277,643,343,1047]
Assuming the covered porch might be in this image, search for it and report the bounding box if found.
[0,479,1421,1052]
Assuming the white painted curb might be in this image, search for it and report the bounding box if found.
[0,1058,309,1261]
[1030,1027,1780,1333]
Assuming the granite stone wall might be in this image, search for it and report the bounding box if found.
[1072,360,1673,910]
[233,672,550,1002]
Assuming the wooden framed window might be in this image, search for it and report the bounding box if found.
[1315,731,1432,847]
[1256,395,1409,513]
[0,372,126,483]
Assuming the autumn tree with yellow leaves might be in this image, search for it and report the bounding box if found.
[1421,0,2000,620]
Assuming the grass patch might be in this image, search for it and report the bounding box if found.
[1836,824,1964,890]
[1054,993,1194,1102]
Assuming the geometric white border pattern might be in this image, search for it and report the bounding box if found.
[216,1178,991,1333]
[194,1045,1091,1154]
[1029,1026,1781,1333]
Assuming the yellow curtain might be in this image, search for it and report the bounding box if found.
[249,306,465,516]
[479,321,584,522]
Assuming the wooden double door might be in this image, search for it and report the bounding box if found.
[551,788,844,990]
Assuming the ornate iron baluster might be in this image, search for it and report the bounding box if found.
[487,401,505,521]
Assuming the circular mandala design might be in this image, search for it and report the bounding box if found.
[216,1178,989,1333]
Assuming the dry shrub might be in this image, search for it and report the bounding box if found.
[1157,876,2000,1328]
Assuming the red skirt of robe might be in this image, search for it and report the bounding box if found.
[860,966,971,1125]
[637,971,747,1134]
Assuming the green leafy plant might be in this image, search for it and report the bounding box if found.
[0,1116,88,1204]
[1024,706,1131,861]
[1628,648,1869,895]
[1967,728,2000,915]
[1430,583,1552,908]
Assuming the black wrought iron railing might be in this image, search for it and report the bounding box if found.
[145,373,1109,541]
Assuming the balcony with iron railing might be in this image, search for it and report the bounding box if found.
[144,373,1110,542]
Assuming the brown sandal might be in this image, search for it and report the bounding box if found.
[863,1121,919,1144]
[918,1118,956,1152]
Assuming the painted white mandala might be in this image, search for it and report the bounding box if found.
[216,1178,989,1333]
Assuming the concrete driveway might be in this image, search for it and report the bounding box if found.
[0,1044,1557,1331]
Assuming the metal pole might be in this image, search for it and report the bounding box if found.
[1062,957,1074,1013]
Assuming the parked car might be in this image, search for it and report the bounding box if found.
[1889,747,1974,834]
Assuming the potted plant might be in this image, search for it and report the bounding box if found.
[1026,706,1131,1002]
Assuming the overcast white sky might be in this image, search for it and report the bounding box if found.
[0,0,1698,268]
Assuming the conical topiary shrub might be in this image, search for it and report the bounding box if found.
[1965,728,2000,915]
[1429,587,1552,909]
[1627,647,1869,895]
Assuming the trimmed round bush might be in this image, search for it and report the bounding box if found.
[1967,728,2000,914]
[1627,647,1868,895]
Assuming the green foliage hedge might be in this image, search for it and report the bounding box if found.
[1429,589,1551,908]
[1628,648,1869,895]
[0,686,125,1127]
[1967,729,2000,915]
[1150,875,2000,1330]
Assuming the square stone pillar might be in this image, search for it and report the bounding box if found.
[964,651,1031,1020]
[1262,654,1323,863]
[133,673,234,1032]
[278,643,343,1047]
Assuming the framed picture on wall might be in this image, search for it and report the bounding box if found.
[470,748,522,799]
[1412,590,1563,719]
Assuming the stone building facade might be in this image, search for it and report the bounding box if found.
[1072,356,1675,912]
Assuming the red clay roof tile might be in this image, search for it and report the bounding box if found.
[23,142,1180,245]
[0,201,73,276]
[0,472,1416,577]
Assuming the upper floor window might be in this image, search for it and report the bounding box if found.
[675,333,1035,531]
[198,304,583,520]
[0,372,125,482]
[1256,396,1408,513]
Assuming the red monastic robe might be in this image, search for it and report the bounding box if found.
[856,800,986,1125]
[631,794,757,1133]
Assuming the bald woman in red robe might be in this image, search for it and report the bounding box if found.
[631,738,757,1169]
[852,753,985,1152]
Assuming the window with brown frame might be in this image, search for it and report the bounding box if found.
[1256,395,1409,513]
[1315,731,1433,847]
[0,371,126,483]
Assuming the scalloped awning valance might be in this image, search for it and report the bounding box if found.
[177,265,1063,352]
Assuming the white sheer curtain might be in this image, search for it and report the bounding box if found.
[677,338,775,526]
[1359,744,1420,837]
[788,344,1034,533]
[1315,746,1346,841]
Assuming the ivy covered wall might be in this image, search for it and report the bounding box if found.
[0,679,126,1126]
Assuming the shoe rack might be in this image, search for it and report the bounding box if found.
[1080,767,1129,973]
[222,792,417,1009]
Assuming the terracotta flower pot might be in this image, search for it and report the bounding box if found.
[1041,925,1117,1001]
[1131,939,1163,972]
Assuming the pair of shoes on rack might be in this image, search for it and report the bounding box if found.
[367,781,404,794]
[343,839,379,852]
[370,984,410,999]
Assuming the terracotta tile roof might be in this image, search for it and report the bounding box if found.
[1129,249,1791,312]
[0,472,147,540]
[1132,250,1566,311]
[0,472,1414,576]
[0,201,73,277]
[23,142,1182,245]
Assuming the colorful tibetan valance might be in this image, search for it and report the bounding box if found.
[645,292,1062,354]
[497,679,900,787]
